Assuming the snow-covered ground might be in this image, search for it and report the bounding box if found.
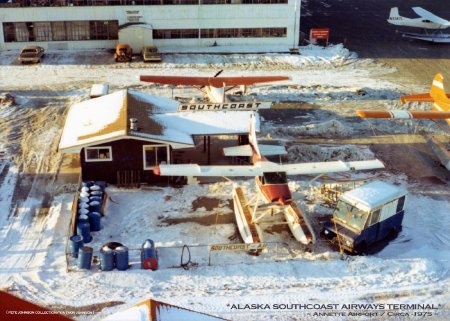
[0,45,449,320]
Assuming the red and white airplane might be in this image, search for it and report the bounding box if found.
[140,72,289,103]
[153,114,385,246]
[357,73,450,132]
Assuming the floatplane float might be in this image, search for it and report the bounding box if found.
[153,114,385,249]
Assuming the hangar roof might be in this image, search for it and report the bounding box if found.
[58,89,257,152]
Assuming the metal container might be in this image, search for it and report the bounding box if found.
[82,181,93,188]
[99,246,114,271]
[77,220,92,243]
[79,196,89,203]
[88,212,101,231]
[78,246,93,269]
[89,200,101,212]
[115,246,129,271]
[78,208,89,216]
[69,235,84,258]
[141,239,158,270]
[79,191,90,198]
[78,214,89,224]
[89,196,102,204]
[90,190,103,198]
[90,185,102,192]
[78,202,89,210]
[94,181,106,192]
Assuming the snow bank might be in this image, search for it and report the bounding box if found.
[272,119,353,138]
[287,144,375,163]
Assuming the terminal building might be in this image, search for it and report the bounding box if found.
[0,0,301,51]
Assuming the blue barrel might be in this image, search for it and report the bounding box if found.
[94,181,106,192]
[69,235,84,258]
[78,246,93,269]
[79,196,89,204]
[88,212,101,231]
[77,221,92,243]
[90,185,102,192]
[89,200,101,212]
[115,246,129,271]
[79,191,90,198]
[78,202,89,210]
[141,239,158,270]
[82,181,93,188]
[78,214,89,224]
[78,208,89,216]
[90,190,103,198]
[89,196,102,203]
[100,246,115,271]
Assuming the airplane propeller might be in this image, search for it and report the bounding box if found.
[213,69,224,78]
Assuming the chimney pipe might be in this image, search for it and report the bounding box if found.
[130,118,138,131]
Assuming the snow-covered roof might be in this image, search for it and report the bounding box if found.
[103,299,226,321]
[58,90,128,152]
[58,90,257,152]
[339,180,407,212]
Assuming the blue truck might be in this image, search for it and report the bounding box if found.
[322,181,407,254]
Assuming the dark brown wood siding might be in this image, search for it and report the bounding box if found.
[80,139,169,184]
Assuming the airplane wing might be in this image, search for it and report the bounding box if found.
[412,7,450,27]
[140,75,290,87]
[223,144,287,157]
[154,159,384,177]
[401,94,450,104]
[356,110,450,119]
[155,164,262,177]
[280,160,385,176]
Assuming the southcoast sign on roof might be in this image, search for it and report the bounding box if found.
[177,101,271,112]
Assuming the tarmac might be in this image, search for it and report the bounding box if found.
[300,0,450,87]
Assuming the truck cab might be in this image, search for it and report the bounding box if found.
[322,181,407,253]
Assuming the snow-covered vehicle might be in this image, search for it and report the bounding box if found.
[114,43,132,62]
[141,46,161,62]
[322,181,407,253]
[17,45,45,64]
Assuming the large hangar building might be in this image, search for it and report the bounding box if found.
[0,0,301,51]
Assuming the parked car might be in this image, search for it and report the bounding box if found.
[141,46,161,62]
[322,181,407,254]
[114,44,132,62]
[17,46,45,64]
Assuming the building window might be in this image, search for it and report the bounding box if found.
[85,147,113,162]
[200,27,286,38]
[153,29,199,39]
[143,145,169,170]
[3,20,118,43]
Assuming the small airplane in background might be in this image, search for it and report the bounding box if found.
[140,71,289,103]
[387,7,450,43]
[153,114,385,247]
[356,73,450,132]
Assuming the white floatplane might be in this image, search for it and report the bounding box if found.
[388,7,450,43]
[153,114,385,247]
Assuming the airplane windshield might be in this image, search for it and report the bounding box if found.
[333,201,369,232]
[263,172,287,184]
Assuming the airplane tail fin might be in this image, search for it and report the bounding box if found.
[389,7,400,19]
[248,113,262,158]
[430,73,450,111]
